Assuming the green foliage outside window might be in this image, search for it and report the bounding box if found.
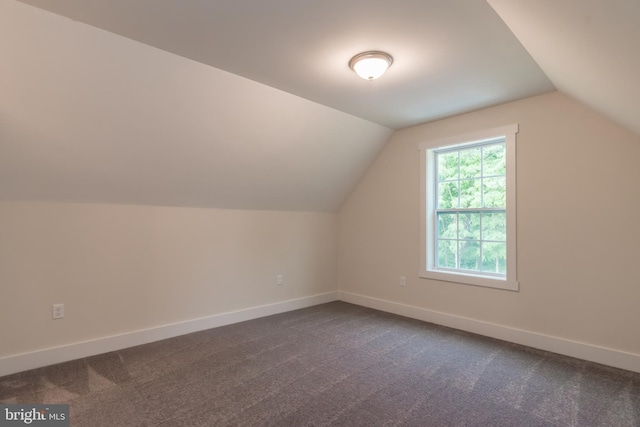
[435,142,507,274]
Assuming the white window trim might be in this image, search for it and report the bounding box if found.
[419,124,519,291]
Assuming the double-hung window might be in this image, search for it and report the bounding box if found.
[419,125,518,291]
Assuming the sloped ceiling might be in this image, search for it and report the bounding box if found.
[11,0,555,130]
[1,0,392,212]
[487,0,640,137]
[6,0,637,213]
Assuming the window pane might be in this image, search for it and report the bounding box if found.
[459,212,480,240]
[438,181,459,208]
[483,143,506,176]
[460,179,481,208]
[459,240,480,271]
[459,147,481,179]
[481,212,506,241]
[481,242,506,274]
[437,213,457,239]
[483,177,506,208]
[437,239,457,268]
[438,152,459,181]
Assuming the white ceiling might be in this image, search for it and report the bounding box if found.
[2,0,638,212]
[1,0,392,212]
[12,0,555,130]
[488,0,640,137]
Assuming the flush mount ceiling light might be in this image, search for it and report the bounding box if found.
[349,51,393,81]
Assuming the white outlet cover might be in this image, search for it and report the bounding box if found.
[52,304,64,319]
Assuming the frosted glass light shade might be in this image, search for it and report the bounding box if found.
[349,51,393,81]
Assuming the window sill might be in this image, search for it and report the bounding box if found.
[421,269,519,291]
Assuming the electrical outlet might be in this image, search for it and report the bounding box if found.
[52,304,64,319]
[400,276,406,287]
[277,274,283,285]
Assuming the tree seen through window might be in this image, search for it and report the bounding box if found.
[435,141,506,275]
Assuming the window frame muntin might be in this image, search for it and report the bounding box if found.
[435,208,507,277]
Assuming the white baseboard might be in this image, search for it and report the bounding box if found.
[4,291,638,377]
[338,291,640,373]
[0,292,338,377]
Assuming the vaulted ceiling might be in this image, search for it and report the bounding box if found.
[488,0,640,138]
[9,0,555,130]
[2,0,638,212]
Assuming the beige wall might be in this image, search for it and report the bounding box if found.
[338,91,640,355]
[3,91,639,364]
[0,202,337,358]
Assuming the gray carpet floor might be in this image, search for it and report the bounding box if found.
[1,301,639,426]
